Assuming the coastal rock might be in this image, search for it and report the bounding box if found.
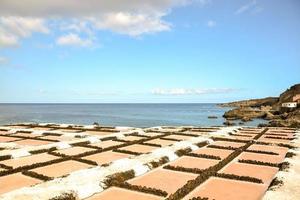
[241,117,252,122]
[263,111,275,120]
[223,120,236,126]
[208,116,218,119]
[218,97,278,108]
[223,107,266,120]
[220,83,300,128]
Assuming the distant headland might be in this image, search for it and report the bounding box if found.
[219,84,300,128]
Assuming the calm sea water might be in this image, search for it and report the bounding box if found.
[0,104,266,127]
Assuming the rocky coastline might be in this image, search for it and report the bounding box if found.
[219,84,300,128]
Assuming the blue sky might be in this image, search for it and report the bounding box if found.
[0,0,299,103]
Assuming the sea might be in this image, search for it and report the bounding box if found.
[0,104,267,127]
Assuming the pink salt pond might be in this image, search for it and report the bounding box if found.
[162,134,194,141]
[12,132,40,138]
[54,146,94,156]
[193,147,234,159]
[0,173,41,195]
[238,152,285,164]
[183,177,267,200]
[220,161,278,184]
[0,136,22,143]
[211,141,245,148]
[121,135,145,142]
[31,160,92,178]
[0,130,9,135]
[13,139,52,146]
[83,151,130,165]
[146,138,176,147]
[38,135,73,141]
[169,156,219,170]
[0,153,58,169]
[128,168,197,195]
[248,144,288,158]
[87,187,163,200]
[119,144,158,154]
[257,137,291,144]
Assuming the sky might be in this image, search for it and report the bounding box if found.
[0,0,299,103]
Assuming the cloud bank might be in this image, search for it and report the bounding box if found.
[0,0,209,48]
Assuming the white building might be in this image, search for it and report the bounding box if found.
[282,102,297,108]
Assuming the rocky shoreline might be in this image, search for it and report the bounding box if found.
[219,84,300,128]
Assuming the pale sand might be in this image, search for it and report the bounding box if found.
[220,161,278,184]
[0,153,58,168]
[128,168,197,194]
[169,156,219,169]
[183,177,267,200]
[31,160,93,178]
[193,147,234,159]
[0,173,41,195]
[83,151,130,165]
[86,187,163,200]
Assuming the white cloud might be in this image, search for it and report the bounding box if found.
[0,0,210,48]
[235,0,262,15]
[151,88,236,95]
[206,20,216,28]
[56,33,93,47]
[93,12,170,36]
[0,1,206,17]
[0,16,48,47]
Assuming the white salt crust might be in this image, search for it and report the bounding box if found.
[263,130,300,200]
[0,126,237,200]
[11,149,31,158]
[0,126,149,159]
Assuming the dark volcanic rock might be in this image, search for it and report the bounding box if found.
[223,120,236,126]
[220,83,300,128]
[223,107,266,120]
[208,116,218,119]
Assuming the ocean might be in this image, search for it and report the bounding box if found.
[0,104,266,127]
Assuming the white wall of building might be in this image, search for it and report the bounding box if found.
[282,102,297,108]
